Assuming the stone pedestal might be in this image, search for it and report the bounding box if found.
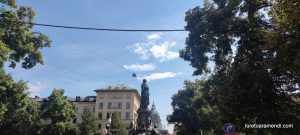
[137,108,150,127]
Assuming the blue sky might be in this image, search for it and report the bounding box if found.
[6,0,203,133]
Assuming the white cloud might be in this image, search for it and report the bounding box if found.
[127,42,152,60]
[147,33,162,41]
[27,82,44,97]
[123,64,156,71]
[128,34,179,62]
[150,41,179,62]
[137,72,182,81]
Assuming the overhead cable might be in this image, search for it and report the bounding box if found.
[19,21,187,32]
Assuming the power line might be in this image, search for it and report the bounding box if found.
[57,32,122,68]
[20,21,187,32]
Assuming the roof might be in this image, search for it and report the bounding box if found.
[150,102,160,116]
[69,96,96,102]
[94,84,141,101]
[95,84,134,91]
[30,96,44,102]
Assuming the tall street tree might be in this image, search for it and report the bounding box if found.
[41,89,76,135]
[167,80,221,135]
[79,108,100,135]
[0,0,51,134]
[0,0,51,69]
[111,112,127,135]
[0,69,43,135]
[179,0,300,134]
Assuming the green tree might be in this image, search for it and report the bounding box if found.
[79,108,100,135]
[111,112,127,135]
[0,0,51,134]
[41,89,76,135]
[167,80,220,135]
[265,0,300,73]
[0,69,44,135]
[180,0,300,134]
[22,99,45,135]
[0,0,51,69]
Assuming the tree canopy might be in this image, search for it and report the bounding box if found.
[41,89,76,135]
[172,0,300,134]
[111,112,127,135]
[0,69,44,135]
[0,0,51,69]
[0,0,51,134]
[79,108,100,135]
[167,80,221,135]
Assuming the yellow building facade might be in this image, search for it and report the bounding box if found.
[72,84,141,134]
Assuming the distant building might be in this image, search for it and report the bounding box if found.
[70,84,141,134]
[31,84,172,134]
[70,95,97,131]
[149,102,169,135]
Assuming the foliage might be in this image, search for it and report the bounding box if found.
[0,0,51,69]
[0,0,51,134]
[23,100,45,135]
[175,0,300,134]
[167,80,221,135]
[111,112,127,135]
[41,89,76,135]
[79,108,100,135]
[0,69,44,135]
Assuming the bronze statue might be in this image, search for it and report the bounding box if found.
[151,124,160,135]
[129,79,161,135]
[128,122,136,135]
[146,116,151,128]
[140,79,149,110]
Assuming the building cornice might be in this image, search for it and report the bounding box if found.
[94,89,141,102]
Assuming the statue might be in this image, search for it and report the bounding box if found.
[151,124,160,135]
[128,122,136,135]
[146,116,152,128]
[140,79,149,110]
[105,113,112,135]
[132,79,160,135]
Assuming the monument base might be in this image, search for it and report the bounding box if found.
[137,108,150,127]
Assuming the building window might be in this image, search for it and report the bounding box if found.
[125,112,130,120]
[108,94,122,99]
[93,107,95,112]
[113,94,118,99]
[98,124,101,129]
[73,118,77,123]
[118,94,123,99]
[108,102,112,109]
[99,94,105,99]
[118,102,122,109]
[108,94,113,99]
[83,107,88,113]
[126,102,131,109]
[99,102,104,109]
[126,93,131,99]
[98,113,102,119]
[112,102,118,109]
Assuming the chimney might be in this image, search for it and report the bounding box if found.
[76,96,80,101]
